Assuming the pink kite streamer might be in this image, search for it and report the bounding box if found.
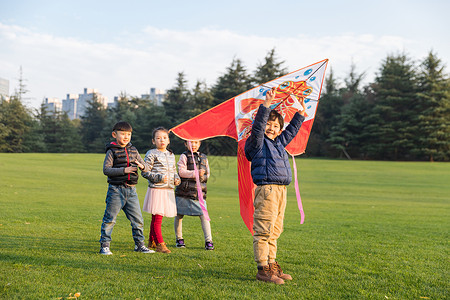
[291,154,305,224]
[188,141,210,221]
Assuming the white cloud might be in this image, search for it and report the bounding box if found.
[0,22,444,109]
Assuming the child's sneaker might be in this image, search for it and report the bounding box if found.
[134,243,155,253]
[99,243,113,255]
[205,241,215,250]
[176,239,186,248]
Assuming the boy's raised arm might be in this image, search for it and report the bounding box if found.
[245,89,275,160]
[279,112,305,147]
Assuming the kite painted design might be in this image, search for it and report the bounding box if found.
[171,59,329,233]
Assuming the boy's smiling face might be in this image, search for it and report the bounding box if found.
[112,130,132,147]
[265,119,281,140]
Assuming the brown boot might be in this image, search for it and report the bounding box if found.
[256,265,284,285]
[156,242,171,253]
[148,240,157,249]
[270,261,292,281]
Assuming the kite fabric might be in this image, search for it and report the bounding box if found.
[171,59,329,234]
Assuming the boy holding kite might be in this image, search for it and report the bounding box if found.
[244,88,306,285]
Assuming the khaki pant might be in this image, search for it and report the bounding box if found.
[253,185,287,266]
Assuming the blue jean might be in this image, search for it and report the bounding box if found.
[99,184,145,245]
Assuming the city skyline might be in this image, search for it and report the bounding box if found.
[42,86,165,119]
[1,0,449,109]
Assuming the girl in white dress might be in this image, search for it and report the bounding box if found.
[142,127,180,253]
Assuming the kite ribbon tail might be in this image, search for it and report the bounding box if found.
[188,141,210,221]
[291,154,305,224]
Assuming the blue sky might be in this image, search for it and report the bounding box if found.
[1,0,449,108]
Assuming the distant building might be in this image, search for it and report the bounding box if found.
[62,88,108,120]
[108,87,166,109]
[107,101,116,109]
[141,88,165,106]
[77,88,108,118]
[0,77,9,100]
[43,97,62,112]
[62,94,79,119]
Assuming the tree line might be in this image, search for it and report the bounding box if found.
[1,49,449,161]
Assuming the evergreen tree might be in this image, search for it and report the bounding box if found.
[328,93,371,159]
[0,67,34,152]
[163,72,191,126]
[107,92,137,127]
[33,104,83,153]
[309,67,344,157]
[185,80,217,155]
[80,94,108,153]
[0,95,33,152]
[211,58,251,106]
[189,80,214,116]
[21,116,46,152]
[0,99,13,152]
[328,64,369,159]
[31,104,54,152]
[163,72,192,153]
[57,113,84,152]
[365,53,418,160]
[251,48,287,86]
[415,51,450,161]
[133,98,170,152]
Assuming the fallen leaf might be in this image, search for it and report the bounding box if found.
[74,292,81,298]
[198,263,203,268]
[25,222,30,225]
[120,255,127,257]
[420,297,430,299]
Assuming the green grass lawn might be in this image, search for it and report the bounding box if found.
[0,153,448,299]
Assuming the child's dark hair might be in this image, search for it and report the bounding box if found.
[268,110,284,129]
[152,127,169,139]
[113,121,133,132]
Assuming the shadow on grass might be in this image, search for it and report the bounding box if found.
[0,234,254,282]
